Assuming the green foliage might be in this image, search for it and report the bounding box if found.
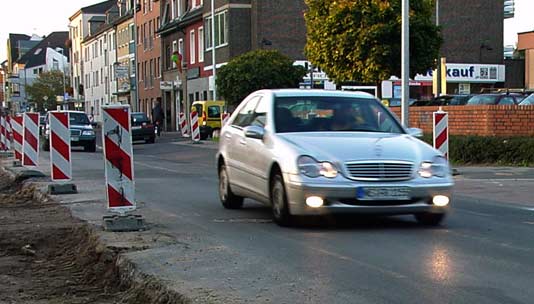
[26,71,67,112]
[420,134,534,166]
[216,50,307,106]
[304,0,442,84]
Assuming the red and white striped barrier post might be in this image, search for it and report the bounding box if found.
[190,111,200,142]
[179,112,189,137]
[221,112,230,126]
[102,105,136,213]
[22,113,40,168]
[12,115,24,164]
[6,116,12,151]
[433,108,449,159]
[0,116,5,151]
[49,111,72,181]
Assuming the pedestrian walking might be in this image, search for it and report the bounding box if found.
[152,101,165,137]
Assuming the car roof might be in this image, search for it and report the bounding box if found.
[266,89,376,99]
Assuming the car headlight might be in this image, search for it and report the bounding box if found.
[82,130,95,136]
[418,156,449,178]
[298,156,338,178]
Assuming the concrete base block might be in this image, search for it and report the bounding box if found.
[18,170,46,179]
[0,151,14,159]
[103,214,146,232]
[48,183,78,195]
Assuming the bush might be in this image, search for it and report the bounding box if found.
[420,134,534,166]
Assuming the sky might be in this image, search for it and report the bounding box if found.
[1,0,533,61]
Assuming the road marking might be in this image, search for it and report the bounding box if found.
[135,161,182,174]
[458,209,494,217]
[523,221,534,225]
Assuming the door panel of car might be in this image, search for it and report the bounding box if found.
[225,96,261,192]
[242,97,271,200]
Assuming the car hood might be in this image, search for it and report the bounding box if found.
[277,132,433,163]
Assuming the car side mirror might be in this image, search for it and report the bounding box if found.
[407,127,423,138]
[243,125,265,140]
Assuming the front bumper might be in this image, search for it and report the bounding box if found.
[132,128,155,141]
[70,135,96,147]
[284,173,453,216]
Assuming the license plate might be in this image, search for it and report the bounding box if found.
[71,136,79,142]
[132,126,142,130]
[357,187,411,201]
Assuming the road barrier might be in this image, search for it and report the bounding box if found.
[179,112,189,136]
[12,115,23,161]
[0,116,5,151]
[22,113,40,168]
[433,108,449,159]
[6,116,12,151]
[49,111,72,181]
[102,105,136,213]
[190,111,200,142]
[222,112,230,126]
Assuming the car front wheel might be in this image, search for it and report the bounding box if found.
[414,213,445,226]
[218,163,243,209]
[271,172,293,226]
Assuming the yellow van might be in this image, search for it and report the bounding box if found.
[191,100,225,139]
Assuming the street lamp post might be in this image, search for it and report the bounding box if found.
[211,0,217,101]
[56,47,67,110]
[401,0,410,127]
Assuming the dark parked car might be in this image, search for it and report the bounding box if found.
[466,94,522,105]
[427,94,474,106]
[131,112,155,144]
[385,98,417,107]
[42,111,97,152]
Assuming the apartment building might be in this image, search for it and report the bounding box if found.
[115,0,137,110]
[135,0,162,117]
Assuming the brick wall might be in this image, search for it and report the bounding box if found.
[390,106,534,137]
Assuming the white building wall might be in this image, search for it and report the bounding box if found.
[83,29,117,123]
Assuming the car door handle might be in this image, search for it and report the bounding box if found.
[224,133,232,139]
[239,139,247,145]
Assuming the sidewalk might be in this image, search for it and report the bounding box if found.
[453,166,534,207]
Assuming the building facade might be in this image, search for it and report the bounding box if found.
[82,12,118,122]
[115,0,137,110]
[135,0,162,118]
[517,31,534,90]
[68,0,116,109]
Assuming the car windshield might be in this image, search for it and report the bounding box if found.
[520,94,534,105]
[69,112,90,125]
[467,95,499,105]
[274,96,404,134]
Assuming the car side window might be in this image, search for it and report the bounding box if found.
[499,96,515,105]
[233,96,260,128]
[251,97,268,127]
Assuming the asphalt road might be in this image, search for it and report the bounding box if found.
[37,135,534,304]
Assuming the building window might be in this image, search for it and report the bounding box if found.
[190,30,196,64]
[143,0,148,14]
[198,27,204,62]
[205,11,228,49]
[157,57,161,78]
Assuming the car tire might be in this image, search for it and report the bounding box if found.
[219,163,244,209]
[271,172,293,227]
[147,136,155,144]
[414,213,445,226]
[42,139,50,152]
[84,140,97,152]
[200,133,209,140]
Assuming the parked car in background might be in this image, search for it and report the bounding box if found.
[39,115,46,135]
[131,112,155,144]
[217,89,453,227]
[42,111,97,152]
[427,94,473,106]
[384,98,417,107]
[519,94,534,105]
[466,93,522,105]
[191,100,225,140]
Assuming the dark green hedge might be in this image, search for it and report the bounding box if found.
[420,134,534,166]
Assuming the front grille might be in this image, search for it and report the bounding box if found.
[71,130,81,136]
[345,161,414,181]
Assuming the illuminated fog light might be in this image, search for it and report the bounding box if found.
[306,196,324,208]
[433,195,450,207]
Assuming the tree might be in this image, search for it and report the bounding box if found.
[304,0,442,84]
[26,71,67,112]
[216,50,307,106]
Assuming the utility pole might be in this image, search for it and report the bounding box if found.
[401,0,410,127]
[211,0,217,101]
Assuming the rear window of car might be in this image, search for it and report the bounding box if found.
[467,95,499,105]
[131,113,149,123]
[208,105,221,118]
[70,112,90,125]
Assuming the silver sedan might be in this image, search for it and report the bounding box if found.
[217,89,453,226]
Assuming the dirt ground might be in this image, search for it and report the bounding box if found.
[0,172,129,304]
